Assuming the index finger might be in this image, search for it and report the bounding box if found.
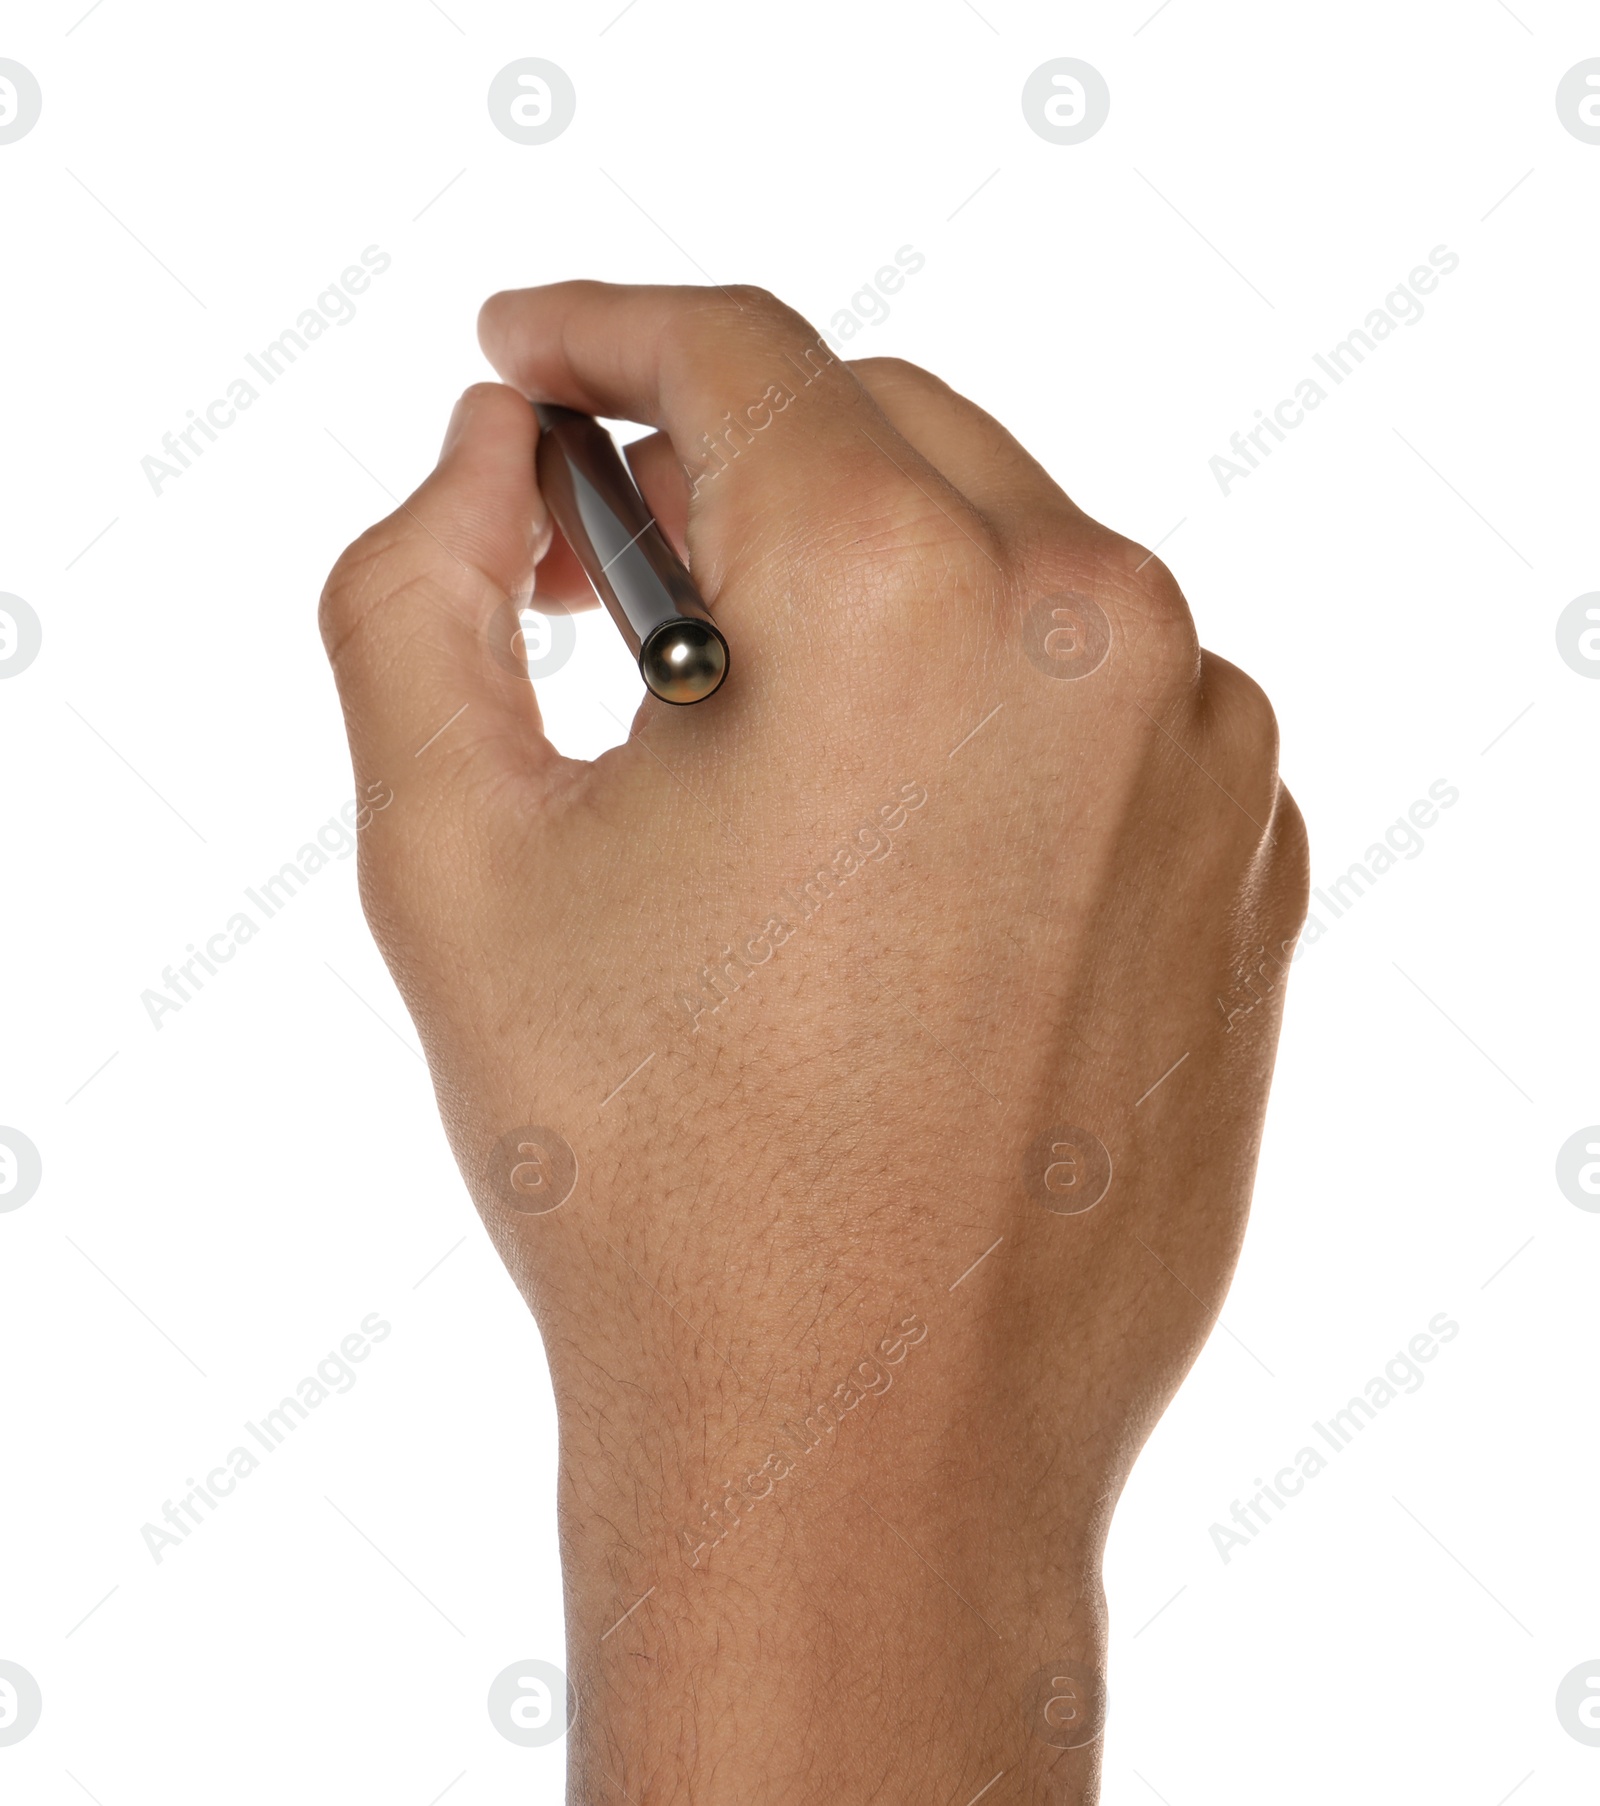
[477,280,993,586]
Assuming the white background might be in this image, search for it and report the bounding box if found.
[2,1,1596,1801]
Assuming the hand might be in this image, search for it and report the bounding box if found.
[320,281,1308,1804]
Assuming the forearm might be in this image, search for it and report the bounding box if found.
[554,1296,1113,1804]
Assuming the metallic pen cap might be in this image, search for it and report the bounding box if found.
[639,617,728,705]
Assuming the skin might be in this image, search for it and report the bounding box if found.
[319,280,1309,1804]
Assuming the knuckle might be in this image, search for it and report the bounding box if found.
[1107,539,1193,632]
[848,354,936,394]
[719,282,786,318]
[1118,565,1199,681]
[1202,654,1282,773]
[1269,782,1311,895]
[1128,552,1187,617]
[1017,528,1200,686]
[319,526,383,648]
[655,284,796,369]
[1259,781,1313,953]
[721,286,844,370]
[318,516,419,659]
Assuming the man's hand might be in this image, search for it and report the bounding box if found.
[320,281,1308,1804]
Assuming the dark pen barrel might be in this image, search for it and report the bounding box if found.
[532,404,728,705]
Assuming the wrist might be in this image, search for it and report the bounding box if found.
[550,1295,1113,1803]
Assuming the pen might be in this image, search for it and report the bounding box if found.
[532,404,729,705]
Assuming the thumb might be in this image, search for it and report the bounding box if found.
[319,382,560,817]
